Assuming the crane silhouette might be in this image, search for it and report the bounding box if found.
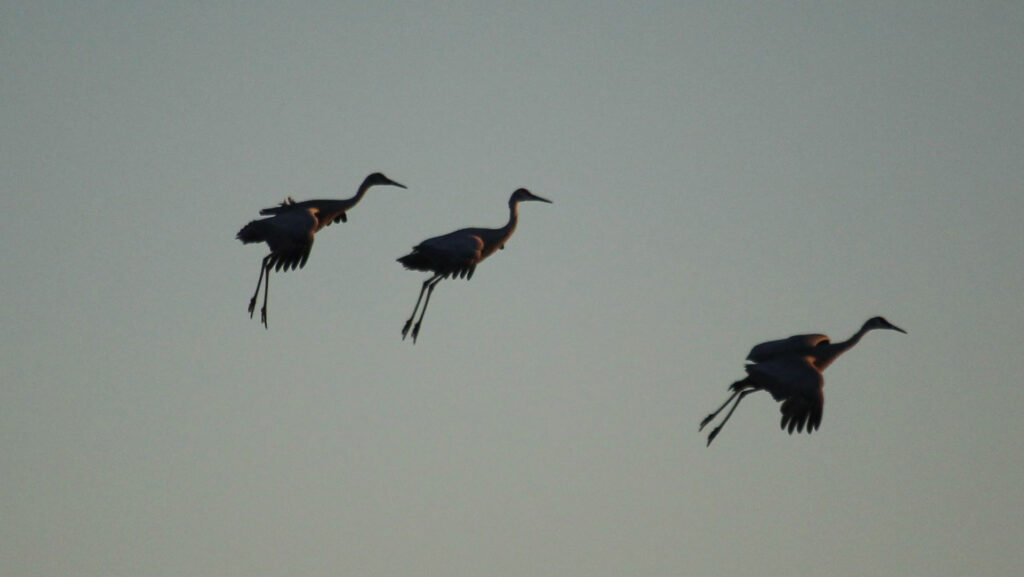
[237,172,406,328]
[397,188,551,343]
[700,316,906,445]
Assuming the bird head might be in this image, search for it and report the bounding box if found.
[865,316,907,334]
[509,188,552,205]
[364,172,407,190]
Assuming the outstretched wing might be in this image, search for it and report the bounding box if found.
[746,356,825,434]
[262,209,317,271]
[778,387,824,434]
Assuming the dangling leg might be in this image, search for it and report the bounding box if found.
[706,388,758,446]
[260,262,271,328]
[410,276,443,343]
[402,275,438,340]
[249,255,271,318]
[700,387,743,431]
[700,378,755,430]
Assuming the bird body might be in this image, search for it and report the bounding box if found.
[700,316,906,445]
[237,172,406,327]
[746,333,829,363]
[399,224,512,279]
[398,188,551,342]
[257,198,354,232]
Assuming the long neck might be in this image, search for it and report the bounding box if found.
[503,198,520,238]
[341,179,375,210]
[815,322,872,371]
[478,199,520,257]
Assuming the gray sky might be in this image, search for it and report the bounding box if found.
[3,2,1022,575]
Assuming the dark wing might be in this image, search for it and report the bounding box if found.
[778,386,824,434]
[398,232,484,279]
[746,356,825,434]
[258,197,298,215]
[263,209,318,272]
[746,333,830,362]
[260,199,350,232]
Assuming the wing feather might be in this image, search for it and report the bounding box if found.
[398,231,484,276]
[746,356,825,435]
[260,199,351,233]
[747,334,830,362]
[262,209,317,271]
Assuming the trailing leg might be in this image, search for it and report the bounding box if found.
[411,276,443,343]
[700,388,742,431]
[706,388,758,446]
[403,275,438,339]
[248,257,269,318]
[260,261,270,328]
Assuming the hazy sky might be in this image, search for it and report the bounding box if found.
[3,2,1022,576]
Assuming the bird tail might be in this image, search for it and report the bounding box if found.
[236,219,270,244]
[397,251,432,271]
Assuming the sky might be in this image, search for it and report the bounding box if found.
[2,1,1023,575]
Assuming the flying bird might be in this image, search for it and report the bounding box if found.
[700,316,906,445]
[397,188,551,343]
[237,172,406,327]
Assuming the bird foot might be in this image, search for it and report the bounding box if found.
[706,427,722,446]
[699,414,715,431]
[401,320,412,339]
[248,297,257,317]
[411,323,421,343]
[260,306,268,329]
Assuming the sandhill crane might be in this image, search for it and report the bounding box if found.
[397,188,551,343]
[700,316,906,445]
[237,172,406,327]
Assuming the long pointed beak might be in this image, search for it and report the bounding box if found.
[390,180,407,189]
[531,193,552,204]
[890,324,907,334]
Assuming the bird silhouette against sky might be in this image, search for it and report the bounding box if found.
[397,188,551,343]
[700,316,907,445]
[237,172,406,328]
